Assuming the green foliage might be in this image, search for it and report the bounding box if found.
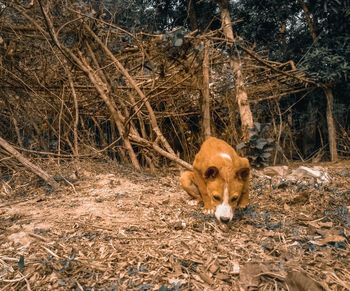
[230,0,300,62]
[231,0,350,84]
[302,37,350,82]
[237,123,280,168]
[99,0,218,33]
[298,1,350,83]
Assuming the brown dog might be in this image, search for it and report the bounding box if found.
[180,137,250,223]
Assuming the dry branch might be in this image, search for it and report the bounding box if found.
[130,134,193,171]
[84,24,176,155]
[0,136,59,190]
[201,39,211,140]
[0,0,322,173]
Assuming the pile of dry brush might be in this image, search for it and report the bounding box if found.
[0,1,317,178]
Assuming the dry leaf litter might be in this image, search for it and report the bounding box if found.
[0,160,349,290]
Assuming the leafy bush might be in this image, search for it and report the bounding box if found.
[236,122,279,168]
[302,39,350,83]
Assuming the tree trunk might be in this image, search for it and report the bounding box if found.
[187,0,199,31]
[67,70,79,156]
[324,86,338,161]
[201,39,211,140]
[297,0,317,41]
[216,0,253,141]
[298,0,338,161]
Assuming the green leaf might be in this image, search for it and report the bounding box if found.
[256,138,267,149]
[261,152,271,158]
[264,146,275,152]
[254,122,261,132]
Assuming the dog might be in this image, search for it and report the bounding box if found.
[180,137,250,223]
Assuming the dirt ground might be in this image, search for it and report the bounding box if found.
[0,160,349,290]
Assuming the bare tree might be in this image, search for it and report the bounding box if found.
[215,0,254,142]
[201,39,211,140]
[298,0,338,161]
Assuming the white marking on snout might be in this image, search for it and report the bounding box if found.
[220,153,232,161]
[215,204,232,221]
[215,184,233,222]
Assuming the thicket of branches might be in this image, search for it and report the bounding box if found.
[0,0,348,181]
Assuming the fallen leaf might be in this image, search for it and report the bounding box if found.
[198,270,214,285]
[208,263,219,274]
[263,166,289,177]
[285,271,324,291]
[192,274,204,283]
[215,273,230,281]
[318,221,333,228]
[284,203,291,211]
[296,213,312,221]
[239,263,266,289]
[307,221,320,228]
[318,235,346,245]
[292,190,310,204]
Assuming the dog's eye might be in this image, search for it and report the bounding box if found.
[231,197,238,203]
[213,195,221,201]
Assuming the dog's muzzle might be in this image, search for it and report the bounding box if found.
[215,204,233,223]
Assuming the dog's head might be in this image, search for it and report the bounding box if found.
[203,158,250,223]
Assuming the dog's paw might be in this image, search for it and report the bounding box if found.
[187,200,199,206]
[203,209,215,215]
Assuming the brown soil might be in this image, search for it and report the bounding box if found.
[0,160,349,290]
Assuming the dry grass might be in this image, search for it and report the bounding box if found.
[0,160,349,290]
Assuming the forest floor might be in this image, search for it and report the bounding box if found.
[0,159,349,290]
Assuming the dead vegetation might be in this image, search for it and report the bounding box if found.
[0,0,319,173]
[0,1,349,290]
[0,160,349,290]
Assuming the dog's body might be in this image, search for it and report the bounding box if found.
[180,137,250,223]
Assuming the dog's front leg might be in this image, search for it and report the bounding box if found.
[201,192,214,215]
[180,171,201,200]
[202,195,214,211]
[192,170,213,210]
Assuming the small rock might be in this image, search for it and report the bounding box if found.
[232,263,240,274]
[173,221,186,230]
[95,197,104,203]
[262,240,274,251]
[340,169,349,177]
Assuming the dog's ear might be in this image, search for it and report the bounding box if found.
[204,166,219,180]
[236,167,250,182]
[236,157,250,182]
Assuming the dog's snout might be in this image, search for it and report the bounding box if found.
[219,216,230,224]
[215,204,232,223]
